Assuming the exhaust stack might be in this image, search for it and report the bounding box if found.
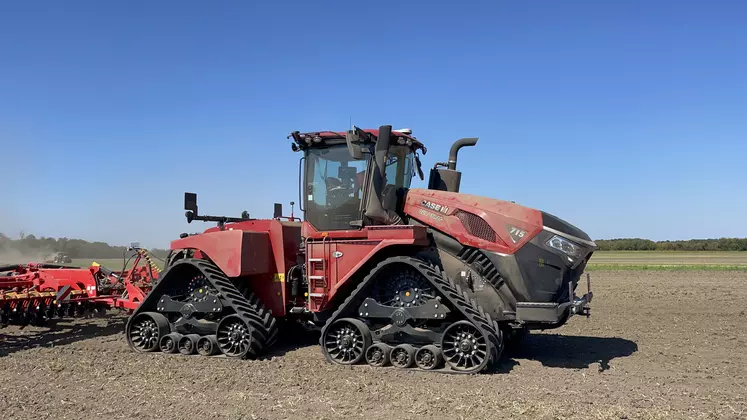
[428,137,479,192]
[447,137,478,170]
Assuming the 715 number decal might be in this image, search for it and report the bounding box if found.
[507,225,528,243]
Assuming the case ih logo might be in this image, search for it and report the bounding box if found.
[421,200,449,214]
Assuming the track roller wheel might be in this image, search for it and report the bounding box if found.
[415,345,442,370]
[322,318,371,365]
[159,333,183,353]
[126,312,170,353]
[217,315,254,358]
[441,320,490,373]
[197,335,219,356]
[390,344,416,368]
[365,343,391,367]
[178,334,200,355]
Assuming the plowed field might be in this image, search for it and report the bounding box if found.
[2,270,746,419]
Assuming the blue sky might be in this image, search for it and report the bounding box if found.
[1,0,745,248]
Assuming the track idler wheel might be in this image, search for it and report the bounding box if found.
[159,333,183,354]
[178,334,201,355]
[126,312,170,353]
[415,345,442,370]
[322,318,372,365]
[390,344,416,368]
[217,315,254,358]
[197,335,219,356]
[441,320,490,373]
[365,343,391,367]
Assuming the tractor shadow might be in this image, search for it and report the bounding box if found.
[0,315,126,357]
[258,321,322,359]
[495,333,639,373]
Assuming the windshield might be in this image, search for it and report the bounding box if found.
[384,145,415,190]
[303,144,416,231]
[304,145,369,230]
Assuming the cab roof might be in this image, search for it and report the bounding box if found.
[289,128,427,155]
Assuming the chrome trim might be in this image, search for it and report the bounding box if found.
[542,226,597,248]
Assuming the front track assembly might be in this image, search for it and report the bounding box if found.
[320,256,504,374]
[125,258,277,359]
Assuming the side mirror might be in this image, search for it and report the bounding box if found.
[184,192,198,214]
[273,203,283,219]
[414,154,424,180]
[345,128,364,160]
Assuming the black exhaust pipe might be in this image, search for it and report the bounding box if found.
[428,137,479,193]
[447,138,478,170]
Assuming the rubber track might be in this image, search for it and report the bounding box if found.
[130,258,278,359]
[319,256,504,373]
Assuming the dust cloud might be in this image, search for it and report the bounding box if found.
[0,246,57,264]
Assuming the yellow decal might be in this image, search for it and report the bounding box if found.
[273,273,286,283]
[538,258,545,267]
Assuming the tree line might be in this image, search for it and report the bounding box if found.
[594,238,747,251]
[2,232,746,258]
[0,232,170,260]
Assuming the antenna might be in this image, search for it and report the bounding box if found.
[349,116,352,129]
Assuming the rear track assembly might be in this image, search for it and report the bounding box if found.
[125,258,277,359]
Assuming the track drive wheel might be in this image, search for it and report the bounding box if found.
[322,318,372,365]
[127,312,170,353]
[216,315,254,358]
[441,320,490,373]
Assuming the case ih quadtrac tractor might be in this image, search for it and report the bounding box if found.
[125,125,596,373]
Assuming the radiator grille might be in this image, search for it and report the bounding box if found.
[455,210,497,242]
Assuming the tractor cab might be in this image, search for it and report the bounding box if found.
[289,126,425,231]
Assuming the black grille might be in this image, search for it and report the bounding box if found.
[455,210,497,242]
[457,247,504,289]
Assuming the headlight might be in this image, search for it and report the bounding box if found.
[546,235,583,258]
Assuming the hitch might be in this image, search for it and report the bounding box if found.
[569,272,593,317]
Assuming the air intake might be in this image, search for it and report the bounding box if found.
[455,210,497,242]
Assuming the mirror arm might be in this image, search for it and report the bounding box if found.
[298,156,306,212]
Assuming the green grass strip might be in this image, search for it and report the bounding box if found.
[587,263,747,271]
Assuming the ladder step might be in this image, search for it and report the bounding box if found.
[309,293,325,297]
[308,275,325,280]
[308,258,323,262]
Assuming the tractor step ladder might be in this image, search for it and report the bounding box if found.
[306,240,330,310]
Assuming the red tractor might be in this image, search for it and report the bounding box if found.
[125,126,595,373]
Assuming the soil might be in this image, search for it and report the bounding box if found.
[1,270,746,420]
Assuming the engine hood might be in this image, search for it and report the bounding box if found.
[541,211,594,243]
[404,188,594,254]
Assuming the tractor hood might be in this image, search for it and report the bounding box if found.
[404,188,596,256]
